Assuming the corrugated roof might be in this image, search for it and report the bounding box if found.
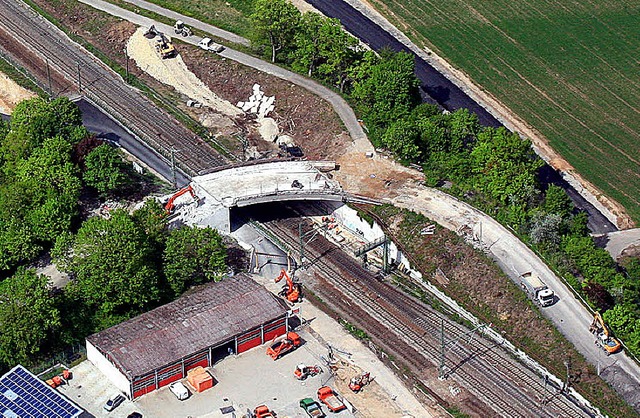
[87,274,288,378]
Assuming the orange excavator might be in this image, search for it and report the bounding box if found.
[275,269,302,303]
[590,312,622,355]
[164,185,199,214]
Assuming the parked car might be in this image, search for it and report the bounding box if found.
[103,394,125,411]
[169,381,190,400]
[127,413,142,418]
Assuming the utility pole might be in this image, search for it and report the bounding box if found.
[562,359,571,393]
[170,146,178,189]
[123,48,129,83]
[76,63,81,93]
[439,318,446,379]
[46,58,52,96]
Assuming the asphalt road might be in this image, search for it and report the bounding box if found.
[76,98,190,187]
[306,0,617,234]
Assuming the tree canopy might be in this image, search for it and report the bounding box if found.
[250,0,300,62]
[53,209,160,329]
[83,144,130,196]
[163,225,227,295]
[0,268,61,367]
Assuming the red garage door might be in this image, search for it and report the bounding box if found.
[263,318,286,342]
[185,350,209,371]
[237,328,262,353]
[132,373,155,399]
[157,363,183,388]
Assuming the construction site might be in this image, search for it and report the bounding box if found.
[1,1,639,417]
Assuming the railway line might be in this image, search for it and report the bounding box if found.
[255,205,594,417]
[0,0,227,175]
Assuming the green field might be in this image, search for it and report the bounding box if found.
[368,0,640,223]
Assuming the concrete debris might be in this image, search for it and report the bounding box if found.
[275,134,295,147]
[258,117,279,142]
[237,83,275,118]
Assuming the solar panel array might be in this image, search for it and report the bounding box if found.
[0,365,82,418]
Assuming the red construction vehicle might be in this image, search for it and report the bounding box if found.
[253,405,276,418]
[348,371,371,392]
[164,185,199,214]
[274,269,302,303]
[266,331,301,360]
[294,364,322,380]
[317,386,346,413]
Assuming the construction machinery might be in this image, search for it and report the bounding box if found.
[299,398,325,418]
[155,33,176,59]
[590,312,622,355]
[266,331,301,360]
[143,25,159,38]
[164,185,199,214]
[274,269,302,303]
[519,272,555,306]
[316,386,346,413]
[174,20,193,37]
[348,371,371,392]
[294,364,322,380]
[253,405,275,418]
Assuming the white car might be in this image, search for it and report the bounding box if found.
[169,381,190,400]
[198,37,224,53]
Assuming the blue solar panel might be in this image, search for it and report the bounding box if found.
[0,365,82,418]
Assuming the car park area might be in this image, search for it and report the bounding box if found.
[60,294,427,418]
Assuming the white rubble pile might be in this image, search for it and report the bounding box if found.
[237,84,275,118]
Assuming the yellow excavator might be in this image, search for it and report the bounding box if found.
[590,312,622,355]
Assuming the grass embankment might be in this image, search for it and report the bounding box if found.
[367,0,640,223]
[363,204,637,418]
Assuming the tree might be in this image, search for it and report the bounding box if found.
[0,268,61,366]
[54,209,160,329]
[83,144,130,196]
[544,185,573,218]
[603,303,639,338]
[250,0,301,62]
[163,226,227,295]
[291,12,326,77]
[470,127,543,205]
[529,213,563,247]
[2,97,83,166]
[584,282,615,312]
[381,118,422,162]
[350,50,421,140]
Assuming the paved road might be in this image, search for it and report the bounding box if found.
[603,228,640,259]
[0,0,226,176]
[307,0,618,235]
[81,0,367,143]
[392,185,640,411]
[76,97,190,187]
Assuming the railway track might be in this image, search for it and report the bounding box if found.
[255,206,594,418]
[0,0,228,175]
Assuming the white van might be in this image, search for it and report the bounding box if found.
[168,381,190,400]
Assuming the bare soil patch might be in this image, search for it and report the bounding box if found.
[0,72,37,114]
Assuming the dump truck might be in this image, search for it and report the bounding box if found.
[317,386,346,413]
[266,331,301,360]
[519,272,555,306]
[299,398,325,418]
[253,405,275,418]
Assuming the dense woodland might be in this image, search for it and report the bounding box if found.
[247,0,640,356]
[0,97,230,370]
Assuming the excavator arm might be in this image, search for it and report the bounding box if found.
[274,269,301,303]
[164,185,198,214]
